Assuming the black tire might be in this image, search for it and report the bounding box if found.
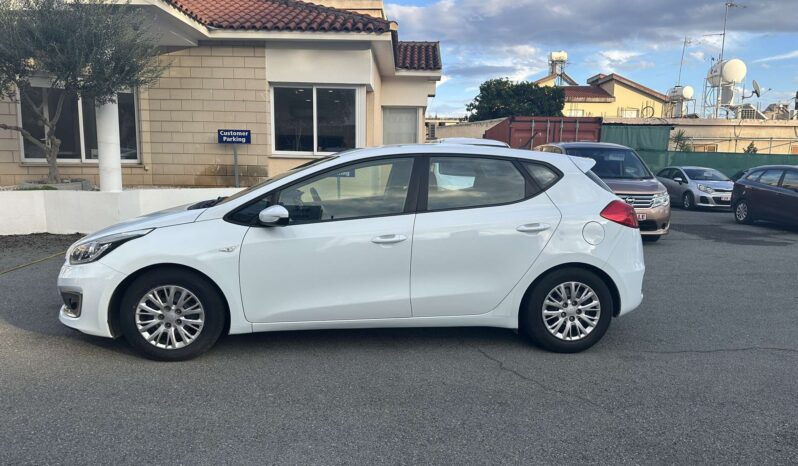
[682,192,695,210]
[734,199,753,225]
[119,268,226,361]
[642,235,661,242]
[520,268,613,353]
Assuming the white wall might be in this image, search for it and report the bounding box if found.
[0,188,242,235]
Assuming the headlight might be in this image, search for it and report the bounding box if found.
[651,192,669,208]
[67,229,153,265]
[698,184,714,194]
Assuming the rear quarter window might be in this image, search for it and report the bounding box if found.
[523,163,561,190]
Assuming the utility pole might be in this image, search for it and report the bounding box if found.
[716,2,745,118]
[677,36,691,86]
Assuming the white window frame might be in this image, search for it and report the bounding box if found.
[271,84,366,158]
[18,82,141,164]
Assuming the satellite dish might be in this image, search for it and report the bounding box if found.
[752,80,761,98]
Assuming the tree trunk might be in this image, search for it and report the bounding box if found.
[46,137,61,183]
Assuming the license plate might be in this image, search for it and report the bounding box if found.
[636,213,647,221]
[721,194,731,201]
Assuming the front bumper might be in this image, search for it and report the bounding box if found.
[57,260,127,338]
[695,191,733,208]
[634,204,671,236]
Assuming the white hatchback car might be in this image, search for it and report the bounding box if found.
[58,144,645,360]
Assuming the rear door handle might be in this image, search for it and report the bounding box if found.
[516,223,551,233]
[371,234,407,244]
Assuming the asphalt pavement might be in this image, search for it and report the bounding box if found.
[1,209,797,465]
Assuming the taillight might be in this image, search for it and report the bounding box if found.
[600,200,639,229]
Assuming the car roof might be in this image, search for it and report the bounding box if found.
[433,137,510,148]
[744,165,798,170]
[547,141,632,150]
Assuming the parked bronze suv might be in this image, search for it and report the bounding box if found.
[535,142,671,242]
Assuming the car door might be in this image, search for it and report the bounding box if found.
[410,155,562,317]
[751,169,784,222]
[238,157,418,323]
[777,169,798,224]
[657,168,676,200]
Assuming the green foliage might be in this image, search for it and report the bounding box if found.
[465,78,565,122]
[670,129,693,151]
[0,0,166,182]
[743,141,758,154]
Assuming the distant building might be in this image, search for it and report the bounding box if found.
[536,73,668,119]
[425,117,463,140]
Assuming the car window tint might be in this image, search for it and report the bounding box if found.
[277,158,414,224]
[745,170,764,181]
[758,170,784,187]
[524,163,559,190]
[781,171,798,191]
[656,168,670,177]
[428,157,526,210]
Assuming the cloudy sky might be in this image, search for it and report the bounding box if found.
[385,0,798,117]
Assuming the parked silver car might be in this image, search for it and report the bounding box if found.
[656,166,734,210]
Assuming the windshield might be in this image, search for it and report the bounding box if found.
[216,156,337,205]
[684,168,730,181]
[565,148,653,180]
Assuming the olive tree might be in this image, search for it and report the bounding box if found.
[0,0,165,183]
[466,78,565,122]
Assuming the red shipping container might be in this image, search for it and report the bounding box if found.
[483,116,602,149]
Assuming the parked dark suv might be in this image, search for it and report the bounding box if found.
[732,165,798,226]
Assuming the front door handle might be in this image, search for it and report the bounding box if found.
[371,234,407,244]
[516,223,551,233]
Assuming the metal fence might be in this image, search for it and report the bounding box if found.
[637,150,798,177]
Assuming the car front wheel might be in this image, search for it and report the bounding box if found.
[119,268,226,361]
[682,192,695,210]
[734,199,753,224]
[521,268,613,353]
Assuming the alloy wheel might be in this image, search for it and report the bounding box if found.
[683,193,692,209]
[735,202,748,221]
[135,285,205,350]
[541,281,601,341]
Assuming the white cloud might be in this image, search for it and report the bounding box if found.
[753,50,798,63]
[689,50,706,62]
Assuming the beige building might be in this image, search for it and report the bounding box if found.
[536,73,668,119]
[0,0,441,187]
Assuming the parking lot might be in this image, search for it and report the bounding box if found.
[1,208,797,464]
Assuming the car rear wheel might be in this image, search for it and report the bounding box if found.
[682,192,695,210]
[119,268,226,361]
[521,268,613,353]
[734,199,753,224]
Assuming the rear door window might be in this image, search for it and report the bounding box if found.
[758,170,784,187]
[781,171,798,192]
[427,157,526,211]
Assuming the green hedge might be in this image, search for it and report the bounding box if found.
[637,150,798,177]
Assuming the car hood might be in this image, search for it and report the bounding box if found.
[603,178,665,194]
[80,203,203,243]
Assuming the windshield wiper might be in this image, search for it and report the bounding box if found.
[187,196,227,210]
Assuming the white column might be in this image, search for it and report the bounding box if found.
[95,98,122,192]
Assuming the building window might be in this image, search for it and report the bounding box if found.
[383,107,418,144]
[20,86,139,163]
[620,108,640,118]
[273,85,360,155]
[693,144,718,153]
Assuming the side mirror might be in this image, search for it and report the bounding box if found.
[258,205,289,227]
[673,177,684,184]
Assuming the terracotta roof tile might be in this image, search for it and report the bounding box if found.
[564,85,614,102]
[395,41,441,71]
[164,0,392,33]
